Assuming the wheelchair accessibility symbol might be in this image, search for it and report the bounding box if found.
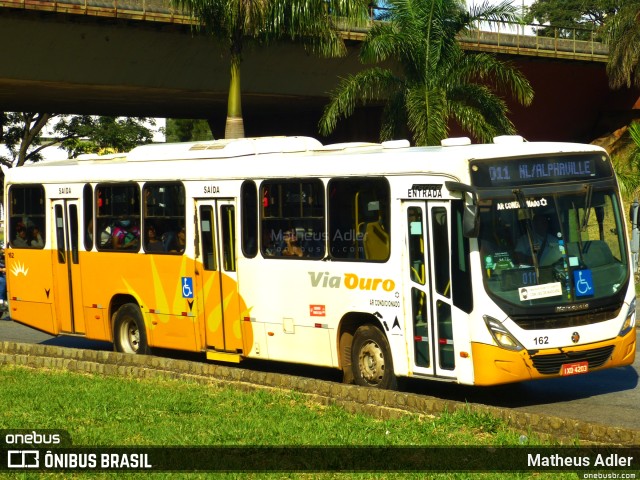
[182,277,194,299]
[573,269,594,297]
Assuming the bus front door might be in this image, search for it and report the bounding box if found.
[404,201,456,379]
[195,199,243,355]
[52,199,86,334]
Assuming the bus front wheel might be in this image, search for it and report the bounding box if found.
[351,325,397,390]
[113,304,150,355]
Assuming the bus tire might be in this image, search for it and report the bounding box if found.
[351,324,397,390]
[113,303,150,355]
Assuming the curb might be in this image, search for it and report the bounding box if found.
[0,341,638,445]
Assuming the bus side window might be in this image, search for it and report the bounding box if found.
[259,179,325,259]
[142,182,186,254]
[95,183,141,252]
[328,177,390,262]
[83,184,93,251]
[8,185,46,249]
[241,181,258,258]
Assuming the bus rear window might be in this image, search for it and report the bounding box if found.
[9,185,45,249]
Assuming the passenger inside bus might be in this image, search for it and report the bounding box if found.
[28,226,44,248]
[13,225,29,248]
[145,224,164,253]
[112,219,140,250]
[165,227,185,253]
[281,230,303,257]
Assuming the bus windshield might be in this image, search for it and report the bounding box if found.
[478,185,628,314]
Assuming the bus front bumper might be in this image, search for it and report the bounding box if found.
[470,327,636,386]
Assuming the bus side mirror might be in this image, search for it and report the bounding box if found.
[445,181,479,238]
[463,203,480,238]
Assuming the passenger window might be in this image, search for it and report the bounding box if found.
[83,184,94,251]
[200,206,216,271]
[451,200,473,313]
[221,205,236,271]
[8,185,46,249]
[328,177,390,262]
[241,181,258,258]
[142,182,186,254]
[432,206,450,297]
[260,180,325,259]
[95,183,141,252]
[407,207,425,285]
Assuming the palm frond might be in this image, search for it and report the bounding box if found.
[466,0,520,28]
[451,52,534,106]
[447,83,515,142]
[319,68,403,136]
[379,90,408,141]
[603,2,640,89]
[405,85,448,146]
[320,0,532,144]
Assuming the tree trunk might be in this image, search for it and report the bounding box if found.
[225,56,245,139]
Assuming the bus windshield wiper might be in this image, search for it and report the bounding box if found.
[513,188,540,275]
[580,184,593,232]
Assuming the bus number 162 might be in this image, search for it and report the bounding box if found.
[533,336,549,345]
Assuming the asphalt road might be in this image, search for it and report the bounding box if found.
[1,318,638,432]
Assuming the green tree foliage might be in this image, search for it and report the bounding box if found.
[319,0,534,146]
[0,112,53,168]
[56,116,154,158]
[0,113,148,198]
[525,0,620,39]
[165,119,214,142]
[612,122,640,198]
[171,0,370,139]
[602,1,640,89]
[0,113,154,169]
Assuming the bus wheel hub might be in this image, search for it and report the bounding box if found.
[359,340,384,383]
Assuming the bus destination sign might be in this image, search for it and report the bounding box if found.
[470,153,611,188]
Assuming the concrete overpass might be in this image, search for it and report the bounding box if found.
[0,0,637,142]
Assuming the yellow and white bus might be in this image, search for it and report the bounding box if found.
[4,135,636,388]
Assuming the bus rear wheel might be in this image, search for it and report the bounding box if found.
[113,304,150,355]
[351,325,397,390]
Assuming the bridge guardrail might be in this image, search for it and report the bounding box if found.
[1,0,191,23]
[1,0,609,61]
[462,21,608,63]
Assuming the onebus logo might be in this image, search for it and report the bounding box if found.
[4,431,62,445]
[309,272,395,292]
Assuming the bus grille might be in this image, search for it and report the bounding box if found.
[513,307,620,330]
[530,345,614,375]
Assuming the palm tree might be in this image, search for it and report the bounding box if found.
[319,0,534,145]
[172,0,370,139]
[612,122,640,198]
[602,1,640,89]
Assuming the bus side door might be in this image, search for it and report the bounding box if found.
[404,201,457,379]
[195,199,243,353]
[52,199,86,334]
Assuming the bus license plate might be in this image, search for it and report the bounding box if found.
[561,361,589,376]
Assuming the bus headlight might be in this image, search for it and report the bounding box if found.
[483,315,524,351]
[619,297,636,337]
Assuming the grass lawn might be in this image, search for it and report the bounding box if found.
[0,364,584,479]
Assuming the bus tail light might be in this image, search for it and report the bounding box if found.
[483,315,524,351]
[619,298,636,337]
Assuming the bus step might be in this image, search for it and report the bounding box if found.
[206,350,243,363]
